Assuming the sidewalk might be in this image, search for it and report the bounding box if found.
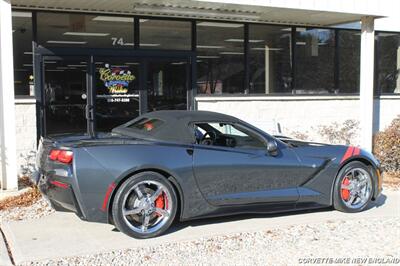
[1,192,399,265]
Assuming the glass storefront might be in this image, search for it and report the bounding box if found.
[10,10,400,135]
[376,32,400,94]
[147,59,188,111]
[294,28,335,94]
[43,57,88,135]
[197,22,244,94]
[12,11,33,96]
[37,13,134,48]
[248,25,292,94]
[94,59,141,132]
[338,30,360,93]
[140,19,191,50]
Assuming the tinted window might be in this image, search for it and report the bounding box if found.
[94,59,140,132]
[128,118,164,132]
[197,22,244,94]
[140,19,191,50]
[43,57,87,135]
[294,28,335,94]
[376,32,400,94]
[195,122,265,149]
[12,11,33,96]
[338,30,360,93]
[248,25,292,94]
[37,13,134,48]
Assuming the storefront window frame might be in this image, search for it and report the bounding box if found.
[12,10,34,97]
[375,30,400,95]
[195,20,246,95]
[195,23,365,96]
[16,9,396,100]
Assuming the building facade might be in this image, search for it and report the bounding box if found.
[1,0,400,190]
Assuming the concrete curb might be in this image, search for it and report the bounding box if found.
[0,187,32,201]
[0,225,13,266]
[1,222,22,265]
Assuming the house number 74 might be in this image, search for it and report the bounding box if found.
[111,37,125,46]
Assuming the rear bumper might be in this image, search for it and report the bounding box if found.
[36,170,85,219]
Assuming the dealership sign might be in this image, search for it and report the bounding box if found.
[99,64,135,94]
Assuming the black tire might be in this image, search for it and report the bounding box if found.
[112,171,178,239]
[333,161,374,213]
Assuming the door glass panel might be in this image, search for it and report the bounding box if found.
[95,59,140,132]
[44,57,87,135]
[147,60,187,111]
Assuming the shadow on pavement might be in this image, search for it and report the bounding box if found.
[109,193,388,236]
[165,193,389,236]
[365,193,387,210]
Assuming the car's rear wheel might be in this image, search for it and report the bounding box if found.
[112,172,178,239]
[333,161,374,213]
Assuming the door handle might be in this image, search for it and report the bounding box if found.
[85,105,94,121]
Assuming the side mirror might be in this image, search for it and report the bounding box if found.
[267,140,278,156]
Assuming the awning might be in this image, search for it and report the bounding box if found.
[11,0,388,26]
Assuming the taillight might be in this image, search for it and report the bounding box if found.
[49,150,61,161]
[49,149,73,164]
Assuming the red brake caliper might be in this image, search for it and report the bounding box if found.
[341,177,350,201]
[154,193,165,217]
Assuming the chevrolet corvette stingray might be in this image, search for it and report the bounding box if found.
[34,110,382,238]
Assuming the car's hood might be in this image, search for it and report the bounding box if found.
[274,135,331,148]
[275,135,380,169]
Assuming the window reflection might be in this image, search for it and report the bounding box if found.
[248,25,292,94]
[140,19,191,50]
[12,11,33,96]
[338,30,360,94]
[94,60,140,132]
[197,22,244,94]
[37,13,134,48]
[376,32,400,94]
[294,28,335,94]
[147,60,188,111]
[44,58,87,135]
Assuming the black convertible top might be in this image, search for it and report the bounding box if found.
[112,110,241,144]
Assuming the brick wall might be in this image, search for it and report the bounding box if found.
[14,98,37,176]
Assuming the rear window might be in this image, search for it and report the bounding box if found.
[128,118,164,132]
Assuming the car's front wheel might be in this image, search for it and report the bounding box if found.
[112,172,178,239]
[333,161,374,213]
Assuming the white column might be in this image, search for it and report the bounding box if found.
[0,0,18,190]
[359,16,375,152]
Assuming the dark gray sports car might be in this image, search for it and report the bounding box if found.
[34,110,383,238]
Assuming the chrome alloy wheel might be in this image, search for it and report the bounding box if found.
[340,167,372,209]
[121,180,172,234]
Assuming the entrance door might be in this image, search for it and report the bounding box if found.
[41,53,192,136]
[146,58,189,111]
[42,56,89,135]
[94,58,141,132]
